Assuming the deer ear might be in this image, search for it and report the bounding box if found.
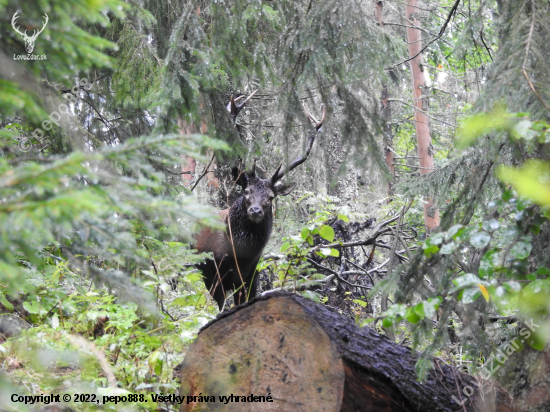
[232,167,248,189]
[274,182,296,197]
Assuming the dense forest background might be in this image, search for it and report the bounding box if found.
[1,0,550,410]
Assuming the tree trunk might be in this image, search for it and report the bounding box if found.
[374,0,384,27]
[381,81,394,198]
[405,0,440,231]
[179,292,513,412]
[375,1,395,198]
[178,118,197,187]
[179,96,218,191]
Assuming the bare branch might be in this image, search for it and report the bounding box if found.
[271,103,325,183]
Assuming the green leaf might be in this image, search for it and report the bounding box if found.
[165,241,184,248]
[0,295,14,311]
[172,294,204,307]
[429,232,445,245]
[149,350,162,375]
[503,281,522,292]
[482,219,500,231]
[353,299,367,308]
[498,161,550,207]
[406,306,421,324]
[510,240,532,259]
[423,245,439,257]
[458,106,510,147]
[523,279,550,294]
[319,225,335,242]
[526,330,546,351]
[446,224,463,240]
[182,272,203,284]
[440,242,456,254]
[462,287,481,303]
[512,120,536,140]
[517,197,532,211]
[338,214,350,223]
[281,242,291,252]
[300,227,310,240]
[455,225,478,241]
[414,302,425,318]
[452,273,484,292]
[479,249,499,278]
[23,301,41,314]
[495,286,506,296]
[328,248,340,257]
[502,189,514,202]
[51,314,60,329]
[470,231,491,248]
[319,248,332,256]
[299,290,322,302]
[423,297,442,318]
[501,226,521,243]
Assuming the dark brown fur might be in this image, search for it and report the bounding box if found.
[195,168,294,310]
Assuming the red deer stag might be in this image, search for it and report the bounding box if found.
[195,98,325,310]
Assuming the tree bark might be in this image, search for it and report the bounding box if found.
[381,82,394,198]
[405,0,440,231]
[375,1,395,198]
[374,0,384,27]
[179,292,513,412]
[178,118,197,187]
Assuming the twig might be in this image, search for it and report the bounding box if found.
[190,155,215,191]
[386,0,462,70]
[306,258,371,291]
[308,215,399,252]
[225,189,247,302]
[367,258,390,274]
[347,259,375,286]
[381,201,412,319]
[387,98,457,127]
[479,28,493,61]
[67,335,117,388]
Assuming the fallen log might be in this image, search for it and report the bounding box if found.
[179,291,513,411]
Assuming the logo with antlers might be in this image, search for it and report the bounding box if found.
[11,11,49,54]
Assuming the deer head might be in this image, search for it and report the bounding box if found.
[12,11,49,54]
[231,160,296,224]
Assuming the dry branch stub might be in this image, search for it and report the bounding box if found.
[179,292,513,412]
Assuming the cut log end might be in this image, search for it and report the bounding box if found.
[180,296,344,411]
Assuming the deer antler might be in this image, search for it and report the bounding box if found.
[32,13,49,40]
[228,89,258,123]
[11,11,48,40]
[11,11,26,38]
[303,102,326,132]
[271,102,325,184]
